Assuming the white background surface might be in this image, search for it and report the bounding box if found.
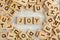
[0,0,60,40]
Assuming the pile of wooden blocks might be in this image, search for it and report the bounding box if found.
[0,0,60,40]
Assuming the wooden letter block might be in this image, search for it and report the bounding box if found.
[35,29,41,37]
[1,16,8,23]
[34,5,41,12]
[0,2,4,10]
[6,22,14,30]
[3,4,9,13]
[54,26,60,35]
[28,0,36,3]
[50,35,58,40]
[38,30,47,39]
[11,27,21,35]
[0,32,8,39]
[17,17,24,25]
[26,17,32,24]
[55,13,60,22]
[10,2,23,11]
[52,21,59,28]
[19,32,27,40]
[14,0,28,6]
[45,0,53,9]
[43,23,52,33]
[0,0,6,3]
[5,14,11,22]
[0,21,7,30]
[34,17,40,24]
[7,32,16,39]
[48,9,56,16]
[8,8,16,17]
[45,16,54,25]
[26,2,34,11]
[36,0,44,5]
[6,0,13,6]
[27,30,35,38]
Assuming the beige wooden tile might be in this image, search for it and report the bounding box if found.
[19,32,28,40]
[1,16,8,23]
[50,35,59,40]
[0,0,6,3]
[0,32,8,39]
[17,16,24,25]
[34,4,41,12]
[54,26,60,35]
[38,30,48,39]
[6,0,13,6]
[8,8,16,17]
[7,32,16,40]
[35,29,41,37]
[45,16,54,25]
[26,30,35,38]
[14,0,28,6]
[10,2,23,11]
[45,0,53,9]
[26,2,35,11]
[26,17,32,24]
[34,17,40,24]
[0,2,4,10]
[3,4,10,13]
[11,27,21,35]
[43,23,52,33]
[55,13,60,22]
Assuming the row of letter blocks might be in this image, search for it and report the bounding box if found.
[17,16,40,25]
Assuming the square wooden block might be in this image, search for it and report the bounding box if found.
[26,2,34,11]
[26,17,32,24]
[0,0,6,3]
[3,4,10,13]
[50,35,59,40]
[52,21,59,28]
[34,5,41,12]
[55,13,60,22]
[6,22,14,30]
[54,26,60,35]
[7,32,16,39]
[48,9,56,16]
[0,32,8,39]
[8,8,16,17]
[0,2,4,10]
[19,32,28,40]
[45,16,54,25]
[38,30,47,39]
[35,29,41,37]
[36,0,44,5]
[43,23,52,33]
[34,17,40,24]
[5,14,11,22]
[0,21,8,30]
[6,0,13,6]
[45,0,53,9]
[11,27,21,35]
[1,16,8,23]
[26,30,35,38]
[14,0,28,6]
[17,17,24,25]
[10,2,23,11]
